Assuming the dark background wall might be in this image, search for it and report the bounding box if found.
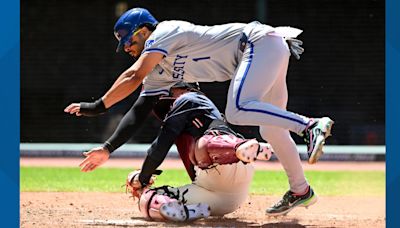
[21,0,384,145]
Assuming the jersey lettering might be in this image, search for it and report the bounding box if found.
[145,39,155,49]
[172,54,188,79]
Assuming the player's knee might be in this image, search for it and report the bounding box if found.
[225,101,246,125]
[224,109,241,125]
[259,126,271,141]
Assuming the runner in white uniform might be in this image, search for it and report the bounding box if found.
[65,8,334,215]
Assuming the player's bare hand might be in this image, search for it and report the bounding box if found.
[64,103,82,116]
[64,99,106,117]
[79,147,110,172]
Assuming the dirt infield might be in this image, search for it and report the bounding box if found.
[21,192,385,227]
[20,158,385,227]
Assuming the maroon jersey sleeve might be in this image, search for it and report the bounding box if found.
[174,133,196,181]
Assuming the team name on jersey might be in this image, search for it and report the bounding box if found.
[145,39,155,49]
[172,54,188,80]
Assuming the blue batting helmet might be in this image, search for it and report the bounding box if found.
[113,8,158,52]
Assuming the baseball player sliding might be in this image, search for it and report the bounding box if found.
[65,8,334,215]
[123,82,272,222]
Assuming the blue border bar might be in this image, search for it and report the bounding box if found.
[386,0,400,227]
[0,0,20,226]
[0,1,394,227]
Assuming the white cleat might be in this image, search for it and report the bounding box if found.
[160,202,210,222]
[257,143,273,161]
[160,201,187,222]
[186,203,211,221]
[236,140,274,163]
[236,139,260,163]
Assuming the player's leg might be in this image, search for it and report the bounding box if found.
[193,161,254,196]
[226,34,334,164]
[170,184,237,216]
[225,34,309,134]
[169,162,254,216]
[198,130,272,164]
[258,63,317,215]
[260,125,317,215]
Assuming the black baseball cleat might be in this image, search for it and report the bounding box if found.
[303,117,334,164]
[266,186,318,216]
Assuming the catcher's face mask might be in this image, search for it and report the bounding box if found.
[168,82,200,96]
[152,96,176,121]
[152,82,201,120]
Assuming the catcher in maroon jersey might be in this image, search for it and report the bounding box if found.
[123,82,272,222]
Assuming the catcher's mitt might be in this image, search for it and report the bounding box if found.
[125,169,163,200]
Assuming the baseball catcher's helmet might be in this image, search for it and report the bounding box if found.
[152,82,201,120]
[114,8,158,52]
[169,81,200,92]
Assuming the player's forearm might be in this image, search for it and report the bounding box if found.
[102,53,163,108]
[101,75,143,108]
[108,72,131,91]
[139,155,163,186]
[144,115,187,161]
[139,135,177,185]
[103,95,159,153]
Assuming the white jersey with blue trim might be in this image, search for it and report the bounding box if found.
[140,20,302,96]
[141,65,178,97]
[142,20,270,82]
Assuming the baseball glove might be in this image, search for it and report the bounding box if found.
[286,37,304,60]
[125,169,163,200]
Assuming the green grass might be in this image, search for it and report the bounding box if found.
[20,167,385,196]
